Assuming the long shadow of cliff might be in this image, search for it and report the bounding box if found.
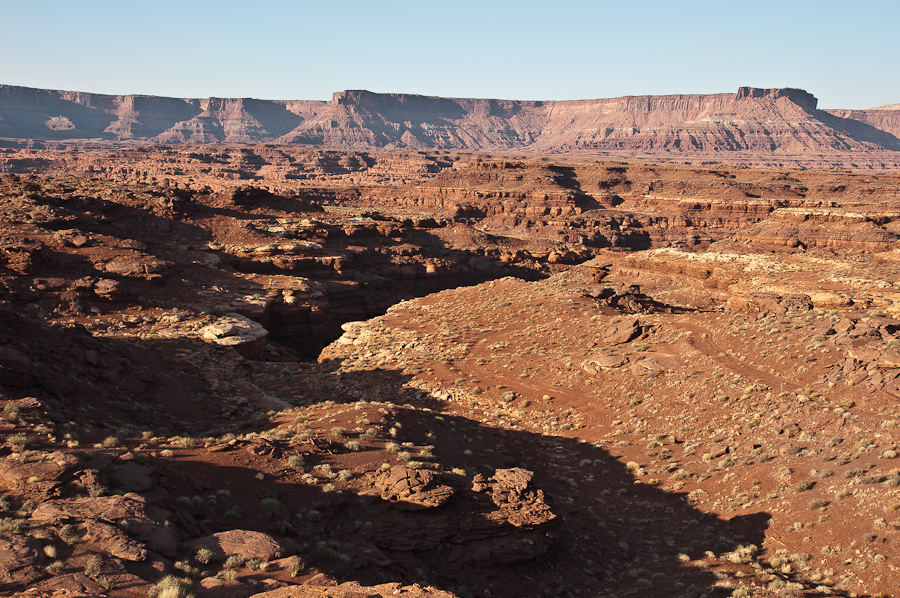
[0,307,865,597]
[816,111,900,150]
[121,357,853,597]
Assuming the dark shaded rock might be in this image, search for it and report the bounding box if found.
[0,346,33,386]
[107,462,154,493]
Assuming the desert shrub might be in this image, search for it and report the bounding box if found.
[102,436,119,448]
[726,544,758,564]
[245,558,262,571]
[16,500,36,517]
[224,507,242,520]
[314,540,345,563]
[314,464,335,477]
[58,523,79,544]
[224,555,245,570]
[84,555,102,578]
[794,480,815,493]
[286,454,305,469]
[260,498,286,515]
[194,547,215,564]
[174,560,198,576]
[148,574,194,598]
[0,518,24,534]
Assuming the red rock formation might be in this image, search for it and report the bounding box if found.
[2,84,899,163]
[825,105,900,142]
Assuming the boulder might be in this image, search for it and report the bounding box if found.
[30,493,177,558]
[878,348,900,368]
[201,313,268,359]
[583,353,628,373]
[184,530,285,562]
[103,256,168,278]
[80,519,147,561]
[93,278,124,300]
[107,462,154,493]
[371,465,454,510]
[602,317,640,345]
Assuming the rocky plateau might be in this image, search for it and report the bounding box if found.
[1,141,900,598]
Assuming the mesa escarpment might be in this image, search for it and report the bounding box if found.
[3,84,900,169]
[5,145,900,256]
[4,149,900,597]
[826,105,900,140]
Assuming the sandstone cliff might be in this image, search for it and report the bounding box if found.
[825,105,900,140]
[2,84,899,161]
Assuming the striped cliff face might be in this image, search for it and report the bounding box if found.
[1,84,899,160]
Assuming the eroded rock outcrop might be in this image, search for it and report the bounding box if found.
[30,493,177,558]
[201,313,268,359]
[359,466,555,568]
[184,530,285,562]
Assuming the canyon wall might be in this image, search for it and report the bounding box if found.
[2,84,900,165]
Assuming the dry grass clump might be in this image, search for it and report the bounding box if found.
[148,575,194,598]
[726,544,758,564]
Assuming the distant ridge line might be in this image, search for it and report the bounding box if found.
[0,84,899,158]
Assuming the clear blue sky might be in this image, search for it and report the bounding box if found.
[1,0,896,109]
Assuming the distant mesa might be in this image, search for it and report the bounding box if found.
[1,83,899,158]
